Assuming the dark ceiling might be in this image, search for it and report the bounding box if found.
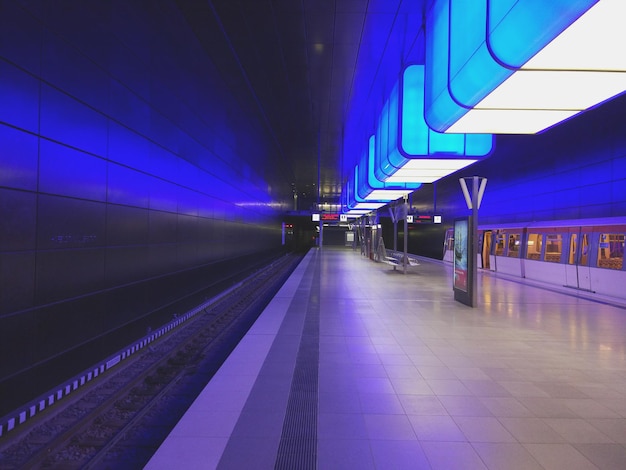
[177,0,428,210]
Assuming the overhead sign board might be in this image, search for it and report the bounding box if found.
[404,214,443,224]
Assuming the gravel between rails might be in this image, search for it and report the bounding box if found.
[0,253,303,470]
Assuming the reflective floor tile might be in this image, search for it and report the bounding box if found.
[473,442,543,470]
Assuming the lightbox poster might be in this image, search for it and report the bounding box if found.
[454,218,469,292]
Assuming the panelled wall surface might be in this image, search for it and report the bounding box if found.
[401,91,626,258]
[443,93,626,224]
[0,0,289,414]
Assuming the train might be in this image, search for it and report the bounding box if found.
[443,217,626,302]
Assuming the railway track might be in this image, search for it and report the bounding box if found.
[0,253,302,469]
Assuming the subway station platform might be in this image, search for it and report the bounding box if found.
[146,247,626,469]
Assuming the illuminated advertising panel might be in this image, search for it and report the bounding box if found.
[453,218,469,292]
[453,217,474,307]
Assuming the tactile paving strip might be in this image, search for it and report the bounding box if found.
[274,260,320,469]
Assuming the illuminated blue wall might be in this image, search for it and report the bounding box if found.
[409,91,626,229]
[387,91,626,259]
[0,1,289,409]
[476,93,626,224]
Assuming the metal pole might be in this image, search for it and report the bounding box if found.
[319,218,323,249]
[394,219,398,252]
[471,176,479,307]
[389,206,398,251]
[388,206,398,271]
[403,198,408,274]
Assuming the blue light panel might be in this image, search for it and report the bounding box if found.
[354,166,399,205]
[366,135,421,198]
[488,0,596,70]
[378,65,493,182]
[425,0,624,134]
[448,0,596,110]
[374,98,393,183]
[342,178,383,214]
[425,0,462,132]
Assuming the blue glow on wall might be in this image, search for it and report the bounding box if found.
[0,0,290,412]
[416,88,626,229]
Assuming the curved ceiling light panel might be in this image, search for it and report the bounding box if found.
[376,65,493,183]
[359,135,420,201]
[341,182,380,216]
[425,0,626,134]
[344,170,388,212]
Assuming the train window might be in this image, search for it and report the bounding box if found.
[507,233,521,258]
[482,231,492,269]
[526,233,542,260]
[445,229,454,251]
[569,233,590,266]
[597,233,624,270]
[494,232,505,256]
[568,234,577,264]
[544,234,563,263]
[580,233,589,266]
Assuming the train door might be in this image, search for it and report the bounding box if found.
[481,230,492,269]
[565,228,592,291]
[443,228,454,262]
[577,230,592,290]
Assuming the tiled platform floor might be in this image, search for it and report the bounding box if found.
[146,247,626,469]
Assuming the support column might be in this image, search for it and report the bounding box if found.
[457,176,487,307]
[403,196,408,274]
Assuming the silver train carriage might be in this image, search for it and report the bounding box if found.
[443,217,626,301]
